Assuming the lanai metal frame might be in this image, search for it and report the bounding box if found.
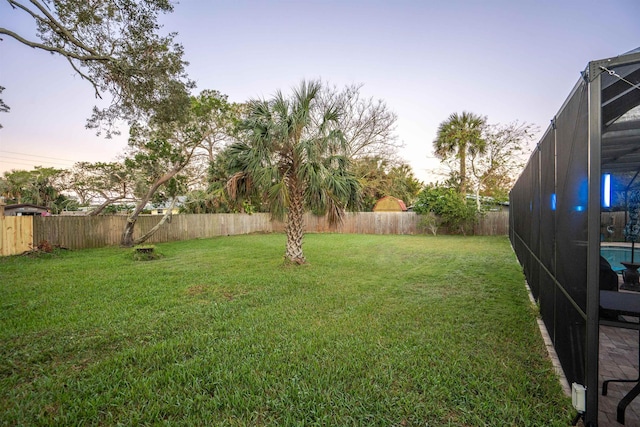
[510,47,640,426]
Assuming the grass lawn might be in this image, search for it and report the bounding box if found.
[0,234,572,426]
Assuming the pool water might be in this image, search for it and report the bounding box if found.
[600,245,640,272]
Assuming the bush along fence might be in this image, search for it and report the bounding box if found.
[1,211,509,255]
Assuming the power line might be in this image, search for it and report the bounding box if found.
[0,150,86,173]
[0,150,79,163]
[1,155,75,167]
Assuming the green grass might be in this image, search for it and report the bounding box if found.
[0,234,572,426]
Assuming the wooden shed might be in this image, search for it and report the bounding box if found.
[373,196,408,212]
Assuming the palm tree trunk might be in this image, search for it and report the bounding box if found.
[284,181,306,264]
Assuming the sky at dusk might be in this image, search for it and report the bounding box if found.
[1,0,640,183]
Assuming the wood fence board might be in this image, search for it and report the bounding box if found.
[1,216,33,256]
[474,211,509,236]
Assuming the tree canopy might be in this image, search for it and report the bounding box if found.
[433,111,486,194]
[432,113,535,202]
[469,121,536,202]
[1,0,193,134]
[0,86,9,128]
[66,161,134,214]
[0,167,76,213]
[352,156,422,211]
[119,90,235,246]
[317,83,400,160]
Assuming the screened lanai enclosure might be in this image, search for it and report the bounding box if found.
[510,48,640,426]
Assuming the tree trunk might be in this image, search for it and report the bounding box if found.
[459,147,467,194]
[133,198,177,246]
[121,217,137,247]
[284,181,306,264]
[120,169,180,247]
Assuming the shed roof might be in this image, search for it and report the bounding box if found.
[373,196,408,212]
[5,203,49,211]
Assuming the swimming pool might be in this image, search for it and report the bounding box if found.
[600,245,640,271]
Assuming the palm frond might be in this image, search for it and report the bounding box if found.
[267,179,288,220]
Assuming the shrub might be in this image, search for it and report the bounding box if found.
[417,212,441,235]
[413,184,479,235]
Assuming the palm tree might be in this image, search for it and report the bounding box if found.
[228,80,360,264]
[433,111,486,194]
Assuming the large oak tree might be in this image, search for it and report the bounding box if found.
[1,0,193,133]
[120,90,233,247]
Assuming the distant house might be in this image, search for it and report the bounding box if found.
[465,195,510,212]
[148,206,180,216]
[373,196,408,212]
[146,197,185,216]
[3,204,51,216]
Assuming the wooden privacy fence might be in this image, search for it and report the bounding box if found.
[299,212,420,235]
[473,211,509,236]
[32,213,275,249]
[301,212,510,236]
[0,211,510,253]
[0,216,34,256]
